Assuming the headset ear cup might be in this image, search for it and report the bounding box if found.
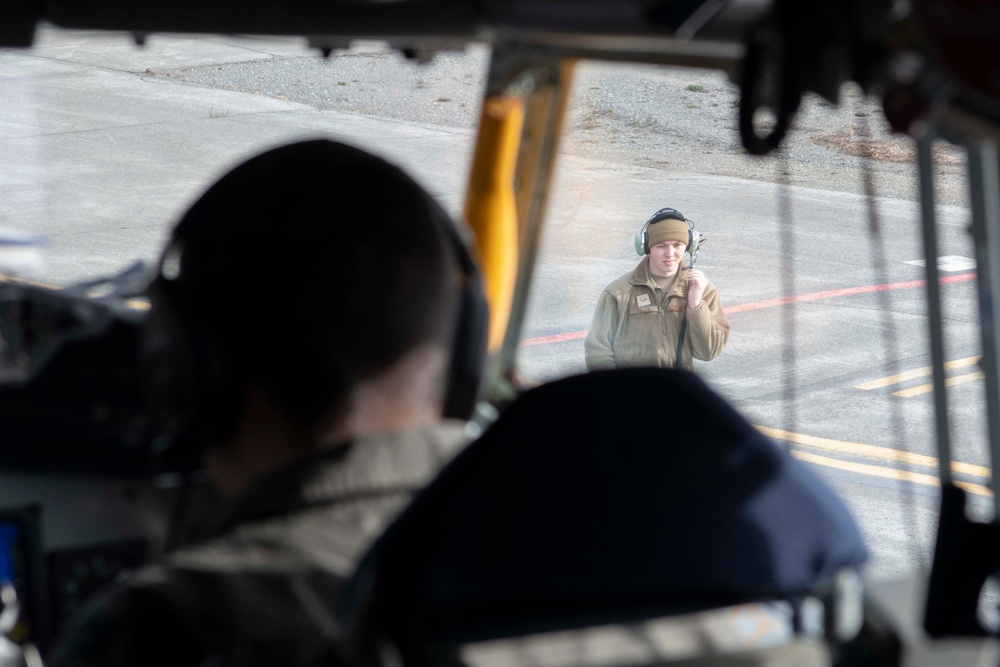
[687,221,700,255]
[443,274,489,420]
[435,209,490,420]
[634,231,649,256]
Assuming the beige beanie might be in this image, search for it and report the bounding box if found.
[647,217,690,248]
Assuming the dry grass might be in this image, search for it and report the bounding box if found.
[813,126,963,165]
[574,107,604,131]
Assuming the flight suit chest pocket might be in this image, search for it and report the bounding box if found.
[629,292,660,315]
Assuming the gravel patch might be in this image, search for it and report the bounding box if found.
[147,47,489,128]
[149,46,969,206]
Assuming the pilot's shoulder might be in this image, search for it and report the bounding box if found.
[51,565,204,667]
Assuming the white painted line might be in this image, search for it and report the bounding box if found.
[905,256,977,273]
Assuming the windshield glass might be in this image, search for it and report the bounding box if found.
[2,28,986,589]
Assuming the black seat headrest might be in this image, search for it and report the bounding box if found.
[341,369,867,642]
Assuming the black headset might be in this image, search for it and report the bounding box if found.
[141,197,489,466]
[439,225,490,420]
[634,207,700,256]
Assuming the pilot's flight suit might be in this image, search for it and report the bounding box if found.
[584,256,730,371]
[51,424,467,667]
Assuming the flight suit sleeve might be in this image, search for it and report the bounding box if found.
[584,290,620,371]
[686,282,730,362]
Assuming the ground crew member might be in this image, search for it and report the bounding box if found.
[51,139,484,667]
[584,207,730,371]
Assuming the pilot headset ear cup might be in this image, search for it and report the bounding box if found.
[437,216,489,421]
[444,265,489,420]
[405,184,488,421]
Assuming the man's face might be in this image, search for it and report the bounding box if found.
[649,240,686,277]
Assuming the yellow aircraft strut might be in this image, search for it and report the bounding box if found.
[465,94,525,352]
[465,49,575,371]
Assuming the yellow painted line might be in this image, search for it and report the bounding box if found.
[0,274,59,290]
[855,355,980,390]
[1,273,149,311]
[892,371,985,398]
[756,425,992,479]
[790,450,993,498]
[125,298,150,311]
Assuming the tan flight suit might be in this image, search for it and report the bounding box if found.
[585,256,730,371]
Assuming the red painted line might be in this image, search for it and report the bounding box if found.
[520,272,977,348]
[520,330,590,346]
[726,273,975,314]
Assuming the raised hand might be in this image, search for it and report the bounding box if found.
[686,269,707,310]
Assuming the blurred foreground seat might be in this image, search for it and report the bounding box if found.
[339,369,869,667]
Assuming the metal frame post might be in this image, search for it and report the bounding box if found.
[917,132,954,487]
[967,140,1000,511]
